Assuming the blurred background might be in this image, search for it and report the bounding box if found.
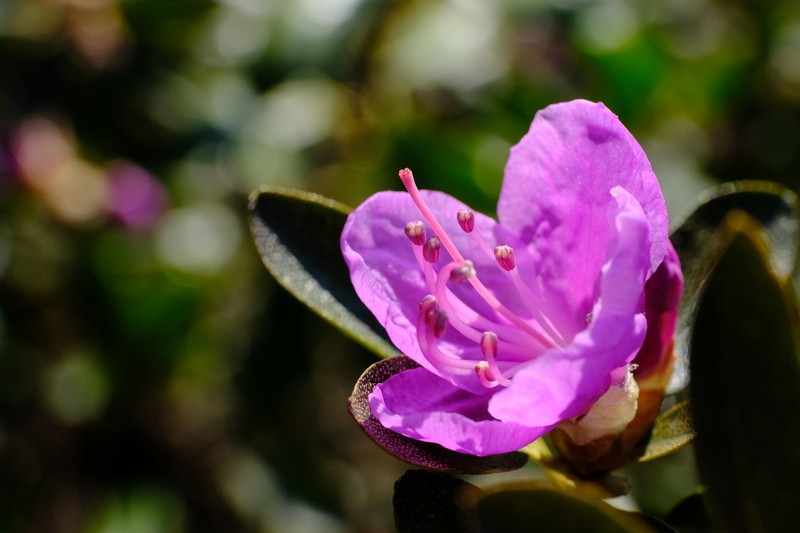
[1,0,799,531]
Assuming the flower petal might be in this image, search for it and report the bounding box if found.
[370,367,549,456]
[489,187,651,427]
[634,242,683,381]
[498,100,667,326]
[349,356,528,473]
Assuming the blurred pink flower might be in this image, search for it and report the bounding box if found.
[106,162,169,230]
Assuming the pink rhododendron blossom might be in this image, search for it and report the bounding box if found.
[341,100,683,457]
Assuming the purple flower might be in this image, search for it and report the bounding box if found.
[341,100,683,457]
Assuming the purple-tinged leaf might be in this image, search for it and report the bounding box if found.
[348,356,528,474]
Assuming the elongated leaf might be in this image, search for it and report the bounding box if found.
[690,212,800,532]
[473,488,651,533]
[669,181,800,392]
[638,400,694,462]
[394,472,657,533]
[348,356,528,474]
[249,187,395,358]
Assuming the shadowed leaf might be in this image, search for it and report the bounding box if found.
[393,470,482,533]
[665,492,711,533]
[348,356,528,474]
[669,181,800,392]
[473,488,651,533]
[249,187,395,358]
[690,212,800,532]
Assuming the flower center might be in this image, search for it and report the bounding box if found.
[399,168,566,388]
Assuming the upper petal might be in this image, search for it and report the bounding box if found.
[370,367,549,456]
[489,187,651,427]
[498,100,667,325]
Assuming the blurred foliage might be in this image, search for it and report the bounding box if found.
[2,0,800,531]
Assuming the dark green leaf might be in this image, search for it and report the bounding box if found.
[249,187,395,358]
[348,356,528,474]
[473,488,651,533]
[638,400,695,462]
[689,212,800,532]
[669,181,800,391]
[393,470,483,533]
[665,492,712,533]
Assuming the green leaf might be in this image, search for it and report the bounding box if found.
[473,488,652,533]
[689,212,800,532]
[249,187,395,358]
[638,400,695,462]
[669,181,800,391]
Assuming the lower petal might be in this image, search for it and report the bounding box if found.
[489,187,651,427]
[370,367,548,456]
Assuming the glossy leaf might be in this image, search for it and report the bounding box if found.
[394,471,655,533]
[348,356,528,474]
[669,181,800,392]
[249,187,395,358]
[638,400,694,462]
[473,488,651,533]
[689,212,800,532]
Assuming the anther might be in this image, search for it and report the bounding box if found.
[427,308,448,339]
[494,245,516,271]
[423,236,441,263]
[481,330,512,386]
[449,260,476,283]
[457,209,475,233]
[481,331,499,355]
[475,362,499,388]
[405,220,426,245]
[420,294,438,314]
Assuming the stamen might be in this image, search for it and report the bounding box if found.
[494,245,516,271]
[405,220,426,245]
[435,261,557,349]
[481,331,512,386]
[398,168,464,262]
[410,243,438,291]
[506,266,567,346]
[414,296,474,375]
[457,209,475,233]
[449,260,475,283]
[433,272,547,352]
[420,294,438,315]
[423,236,441,263]
[475,362,500,388]
[427,307,448,339]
